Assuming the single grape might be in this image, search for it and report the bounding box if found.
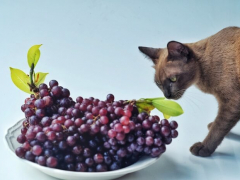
[17,134,26,144]
[110,162,120,171]
[46,156,58,168]
[170,121,178,129]
[37,156,46,166]
[145,136,154,146]
[67,136,76,146]
[76,96,83,103]
[137,137,145,146]
[75,163,87,172]
[36,109,45,118]
[120,116,129,125]
[72,145,83,155]
[85,158,94,167]
[106,94,114,103]
[24,108,34,117]
[47,131,56,141]
[171,129,178,138]
[96,164,107,172]
[161,119,169,126]
[114,107,124,116]
[32,145,43,156]
[25,151,35,162]
[62,88,70,97]
[116,132,125,141]
[15,147,25,158]
[117,148,127,157]
[64,154,74,164]
[108,129,117,138]
[161,126,171,137]
[49,80,58,88]
[154,137,163,147]
[83,148,92,157]
[152,123,161,132]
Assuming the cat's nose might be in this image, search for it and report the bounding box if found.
[164,91,171,99]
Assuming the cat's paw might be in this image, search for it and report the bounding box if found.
[190,142,212,157]
[207,122,213,130]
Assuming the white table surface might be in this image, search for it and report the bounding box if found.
[1,0,240,180]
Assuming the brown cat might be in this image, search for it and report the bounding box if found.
[138,26,240,157]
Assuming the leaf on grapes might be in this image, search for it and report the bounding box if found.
[136,102,155,114]
[34,72,48,87]
[152,99,184,117]
[163,114,171,119]
[10,67,32,94]
[27,44,42,68]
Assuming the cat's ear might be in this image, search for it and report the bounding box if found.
[138,46,160,64]
[167,41,189,62]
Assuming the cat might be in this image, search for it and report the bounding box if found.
[138,26,240,157]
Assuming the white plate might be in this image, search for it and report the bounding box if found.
[5,119,160,180]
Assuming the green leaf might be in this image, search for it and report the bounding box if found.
[10,67,32,94]
[152,99,184,117]
[136,102,155,114]
[27,44,42,68]
[34,72,48,87]
[163,114,171,119]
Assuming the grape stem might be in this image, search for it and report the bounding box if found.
[28,63,38,93]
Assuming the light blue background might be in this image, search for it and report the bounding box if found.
[1,0,240,179]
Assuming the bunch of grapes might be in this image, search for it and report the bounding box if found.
[15,80,178,172]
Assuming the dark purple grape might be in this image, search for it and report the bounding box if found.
[75,163,87,172]
[44,149,53,157]
[25,151,35,162]
[161,119,169,126]
[117,148,127,157]
[32,145,43,156]
[37,156,46,166]
[36,109,45,118]
[64,154,74,164]
[40,89,49,98]
[59,141,68,150]
[49,80,58,88]
[93,153,104,164]
[67,164,75,171]
[46,156,58,168]
[170,121,178,129]
[137,137,145,145]
[34,99,45,109]
[43,140,53,149]
[171,129,178,138]
[39,83,48,90]
[51,86,62,97]
[152,123,161,132]
[24,108,34,117]
[96,164,107,172]
[15,147,25,158]
[145,136,154,146]
[72,145,83,155]
[66,136,76,146]
[161,126,171,137]
[62,88,70,97]
[47,131,56,141]
[83,148,92,157]
[88,167,96,172]
[43,96,53,106]
[142,120,152,129]
[85,158,94,167]
[146,130,154,137]
[110,162,120,171]
[17,134,26,144]
[106,94,114,103]
[154,138,163,147]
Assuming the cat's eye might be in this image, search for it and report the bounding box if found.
[170,76,177,82]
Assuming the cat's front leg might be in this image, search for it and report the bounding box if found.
[190,101,240,157]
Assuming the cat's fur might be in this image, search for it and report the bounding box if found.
[139,26,240,157]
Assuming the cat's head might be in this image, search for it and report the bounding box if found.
[139,41,198,100]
